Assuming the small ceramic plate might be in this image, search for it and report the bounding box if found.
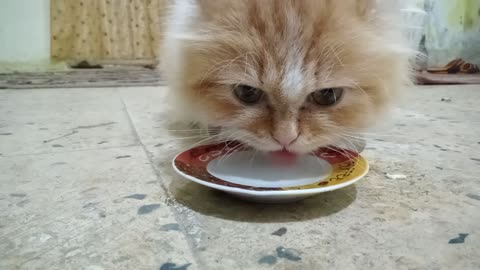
[172,142,369,203]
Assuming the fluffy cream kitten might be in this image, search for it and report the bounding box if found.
[161,0,412,155]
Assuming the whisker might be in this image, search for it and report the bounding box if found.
[216,141,246,166]
[248,149,258,168]
[175,130,237,153]
[218,133,250,162]
[326,146,357,163]
[333,133,365,144]
[310,151,327,166]
[344,131,409,138]
[328,142,368,172]
[335,135,364,153]
[166,135,213,140]
[163,130,209,134]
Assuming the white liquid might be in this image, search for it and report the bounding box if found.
[207,151,332,188]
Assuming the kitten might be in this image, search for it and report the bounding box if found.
[161,0,412,155]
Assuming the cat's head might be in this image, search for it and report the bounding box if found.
[163,0,412,154]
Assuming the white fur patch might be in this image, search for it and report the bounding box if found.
[281,57,305,99]
[280,9,305,100]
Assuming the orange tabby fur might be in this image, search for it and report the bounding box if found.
[162,0,412,154]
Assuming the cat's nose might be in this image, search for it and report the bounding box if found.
[273,131,298,147]
[273,120,298,147]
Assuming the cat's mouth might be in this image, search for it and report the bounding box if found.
[269,149,299,166]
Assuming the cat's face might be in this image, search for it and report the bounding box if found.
[168,0,411,154]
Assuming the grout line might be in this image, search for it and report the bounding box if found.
[116,89,175,196]
[117,89,204,267]
[0,83,166,90]
[0,144,140,158]
[116,89,170,194]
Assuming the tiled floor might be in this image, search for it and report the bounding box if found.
[1,85,479,270]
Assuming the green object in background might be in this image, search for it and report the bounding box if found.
[425,0,480,66]
[447,0,480,30]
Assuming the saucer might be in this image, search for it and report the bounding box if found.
[172,142,369,203]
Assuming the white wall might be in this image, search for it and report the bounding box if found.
[0,0,50,64]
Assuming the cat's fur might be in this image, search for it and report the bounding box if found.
[161,0,412,154]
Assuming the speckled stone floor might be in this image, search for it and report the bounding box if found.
[1,85,479,270]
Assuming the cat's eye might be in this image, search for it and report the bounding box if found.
[310,88,344,106]
[233,84,264,105]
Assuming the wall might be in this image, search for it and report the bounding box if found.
[423,0,480,66]
[0,0,52,71]
[1,0,479,71]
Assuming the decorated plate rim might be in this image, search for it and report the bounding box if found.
[172,143,369,196]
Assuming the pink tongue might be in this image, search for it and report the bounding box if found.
[270,150,299,166]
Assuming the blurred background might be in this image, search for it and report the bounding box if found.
[0,0,479,86]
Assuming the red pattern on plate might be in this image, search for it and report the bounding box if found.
[175,142,281,191]
[175,142,359,191]
[312,147,359,164]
